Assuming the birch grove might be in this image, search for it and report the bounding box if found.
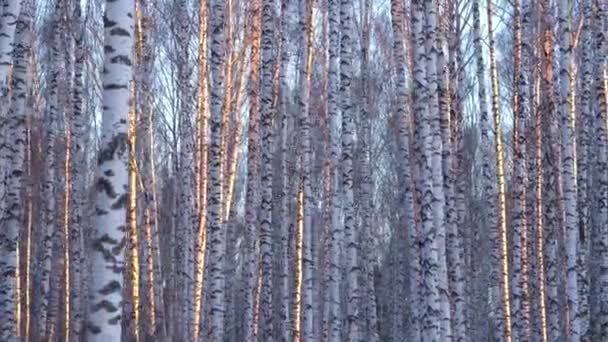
[0,0,607,341]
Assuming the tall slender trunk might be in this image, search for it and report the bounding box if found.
[391,1,419,339]
[556,0,581,339]
[423,0,451,338]
[322,0,342,340]
[258,0,276,339]
[339,1,360,340]
[511,0,533,338]
[487,0,513,339]
[297,1,315,340]
[412,0,442,339]
[577,0,593,337]
[207,0,227,339]
[86,0,134,339]
[0,0,21,90]
[595,0,608,335]
[278,1,293,340]
[447,6,467,340]
[0,3,29,339]
[192,0,210,340]
[359,2,379,340]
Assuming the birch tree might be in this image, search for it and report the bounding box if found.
[86,0,134,339]
[322,0,342,340]
[207,0,227,339]
[0,1,29,338]
[556,0,581,338]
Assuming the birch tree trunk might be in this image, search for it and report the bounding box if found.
[297,1,315,339]
[595,0,608,335]
[207,0,227,339]
[556,0,581,339]
[259,0,276,339]
[192,0,210,339]
[390,0,420,339]
[278,1,293,340]
[339,1,361,340]
[577,0,593,338]
[511,0,533,338]
[322,0,342,340]
[86,0,134,339]
[244,0,262,339]
[0,0,21,91]
[69,3,86,338]
[486,0,513,338]
[0,2,28,338]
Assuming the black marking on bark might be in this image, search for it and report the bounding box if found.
[110,27,131,37]
[98,280,121,295]
[104,169,114,177]
[110,55,132,66]
[111,193,127,209]
[95,207,109,216]
[104,44,115,54]
[104,83,128,90]
[97,132,127,164]
[112,237,126,256]
[92,299,119,313]
[96,177,118,198]
[87,322,101,334]
[103,16,117,28]
[108,314,122,325]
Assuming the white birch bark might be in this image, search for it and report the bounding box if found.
[390,0,420,339]
[86,0,134,339]
[259,0,276,339]
[412,1,442,340]
[243,0,262,339]
[595,0,608,335]
[207,0,227,339]
[577,0,593,337]
[557,0,581,339]
[511,0,532,338]
[278,2,293,340]
[0,2,28,338]
[339,1,360,340]
[0,0,21,91]
[297,1,315,340]
[322,0,342,339]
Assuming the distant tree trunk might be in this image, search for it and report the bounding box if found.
[359,1,379,340]
[192,0,210,340]
[390,0,419,339]
[207,0,227,339]
[69,3,86,338]
[486,0,513,339]
[539,2,561,339]
[511,0,533,338]
[0,0,21,91]
[412,0,441,339]
[243,0,262,339]
[576,1,593,338]
[322,0,342,340]
[594,0,608,336]
[86,0,134,339]
[423,0,451,338]
[278,1,293,340]
[339,0,361,340]
[258,0,276,339]
[39,13,60,339]
[0,3,28,338]
[556,0,581,338]
[447,4,467,340]
[297,1,315,340]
